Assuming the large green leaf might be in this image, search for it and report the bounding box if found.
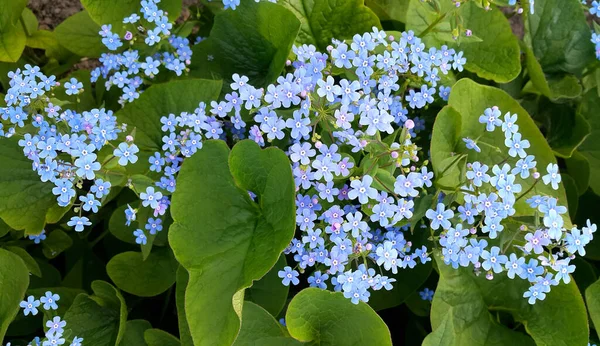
[169,139,296,346]
[406,1,520,83]
[279,0,381,50]
[106,248,179,297]
[286,288,392,345]
[82,0,181,33]
[144,329,181,346]
[245,254,289,317]
[115,79,222,150]
[63,281,128,346]
[0,0,27,62]
[0,248,29,341]
[535,99,590,158]
[431,79,568,214]
[121,320,152,346]
[55,10,106,58]
[175,267,193,346]
[189,1,300,88]
[577,90,600,195]
[526,0,594,75]
[232,301,291,346]
[586,278,600,337]
[429,256,588,345]
[0,138,65,235]
[365,0,409,23]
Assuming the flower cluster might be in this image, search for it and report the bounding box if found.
[428,106,597,304]
[93,0,194,105]
[117,26,466,303]
[19,292,83,346]
[210,0,278,10]
[1,65,138,238]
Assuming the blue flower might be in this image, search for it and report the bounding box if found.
[504,253,525,279]
[479,106,502,132]
[20,295,40,316]
[278,266,300,286]
[64,78,83,95]
[426,203,454,230]
[40,291,60,310]
[481,246,507,273]
[505,132,530,158]
[348,175,378,204]
[462,137,481,152]
[542,163,561,190]
[140,187,163,209]
[113,142,139,166]
[46,316,66,334]
[307,271,328,289]
[67,216,91,232]
[394,172,422,197]
[523,285,546,305]
[133,229,147,245]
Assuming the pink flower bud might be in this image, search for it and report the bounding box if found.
[533,172,541,179]
[405,119,415,129]
[126,135,134,142]
[315,141,323,149]
[391,151,399,159]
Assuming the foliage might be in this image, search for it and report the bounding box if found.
[1,0,600,346]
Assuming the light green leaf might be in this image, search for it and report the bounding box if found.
[0,0,27,62]
[144,329,181,346]
[0,248,29,342]
[81,0,181,33]
[63,281,128,346]
[0,138,67,235]
[121,320,152,346]
[5,246,41,277]
[245,255,289,317]
[407,1,520,83]
[286,288,392,345]
[55,10,106,58]
[526,0,594,75]
[431,79,568,214]
[107,248,178,297]
[169,139,296,346]
[116,79,222,150]
[577,90,600,195]
[279,0,381,50]
[189,1,300,88]
[233,301,289,346]
[175,267,193,346]
[586,277,600,334]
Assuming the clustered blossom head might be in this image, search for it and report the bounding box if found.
[120,27,466,303]
[427,106,597,304]
[1,64,138,238]
[93,0,194,105]
[18,291,83,346]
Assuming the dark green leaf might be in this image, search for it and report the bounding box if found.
[42,229,73,259]
[189,1,300,88]
[526,0,594,75]
[121,319,152,346]
[245,255,289,317]
[535,99,590,159]
[232,301,289,346]
[175,267,193,346]
[63,280,128,346]
[0,248,30,342]
[577,90,600,195]
[55,11,106,58]
[279,0,381,50]
[5,246,41,277]
[565,151,590,196]
[144,329,181,346]
[365,0,409,23]
[586,277,600,334]
[106,248,178,297]
[286,288,392,345]
[169,140,296,346]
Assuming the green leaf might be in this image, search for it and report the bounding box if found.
[116,79,222,150]
[365,0,409,23]
[426,253,588,345]
[106,248,179,297]
[577,90,600,195]
[82,0,181,33]
[286,288,392,345]
[175,267,193,346]
[169,139,296,346]
[431,79,568,214]
[586,277,600,335]
[565,151,590,196]
[245,255,289,317]
[0,248,29,342]
[55,11,106,58]
[20,8,38,35]
[0,137,64,235]
[562,174,579,220]
[144,329,181,346]
[232,301,289,346]
[63,280,128,346]
[189,1,300,88]
[279,0,381,51]
[121,320,152,346]
[526,0,594,75]
[535,99,591,158]
[406,1,520,82]
[0,0,27,62]
[5,246,42,277]
[42,229,73,259]
[521,41,552,97]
